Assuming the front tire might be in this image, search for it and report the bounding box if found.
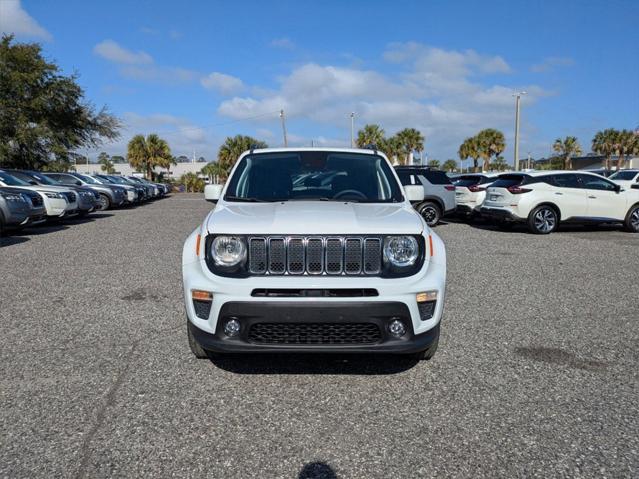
[418,202,442,227]
[624,204,639,233]
[97,194,111,211]
[527,205,558,234]
[187,320,209,359]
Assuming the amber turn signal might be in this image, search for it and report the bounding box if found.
[191,290,213,302]
[416,291,438,303]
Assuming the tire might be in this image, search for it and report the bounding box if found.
[527,205,558,234]
[624,204,639,233]
[97,194,111,211]
[418,202,442,227]
[411,329,440,361]
[187,320,209,359]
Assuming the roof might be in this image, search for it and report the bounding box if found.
[248,147,379,155]
[503,170,609,177]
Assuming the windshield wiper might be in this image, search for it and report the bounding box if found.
[224,196,272,203]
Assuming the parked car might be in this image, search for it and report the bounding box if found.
[0,170,79,219]
[6,170,97,217]
[481,171,639,234]
[93,174,146,203]
[451,173,499,219]
[609,169,639,188]
[394,166,456,227]
[0,188,31,235]
[584,168,615,178]
[44,172,127,210]
[122,176,156,199]
[8,187,48,227]
[126,176,167,197]
[86,175,139,207]
[183,148,446,361]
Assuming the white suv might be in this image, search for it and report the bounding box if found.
[481,171,639,234]
[182,148,447,360]
[452,173,499,218]
[609,169,639,188]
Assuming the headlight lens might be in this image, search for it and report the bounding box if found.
[2,193,26,202]
[211,236,246,266]
[44,192,63,199]
[384,236,419,267]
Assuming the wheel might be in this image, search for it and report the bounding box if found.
[418,202,442,227]
[624,204,639,233]
[527,205,558,234]
[187,320,209,359]
[97,194,111,211]
[411,329,440,361]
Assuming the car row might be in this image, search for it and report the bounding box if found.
[452,170,639,234]
[0,169,170,236]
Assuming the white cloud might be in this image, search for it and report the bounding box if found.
[217,42,550,159]
[531,56,575,73]
[0,0,51,41]
[201,72,244,95]
[270,37,295,49]
[94,40,153,64]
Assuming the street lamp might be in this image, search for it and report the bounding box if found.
[512,91,527,171]
[350,112,355,148]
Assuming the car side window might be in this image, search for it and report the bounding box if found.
[578,175,617,191]
[550,174,581,188]
[396,171,414,186]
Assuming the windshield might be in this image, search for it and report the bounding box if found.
[224,151,403,203]
[0,171,30,186]
[609,170,638,180]
[26,171,58,185]
[76,174,98,184]
[491,175,529,188]
[453,175,483,187]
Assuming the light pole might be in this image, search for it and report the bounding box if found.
[513,91,527,171]
[350,112,355,148]
[280,109,288,147]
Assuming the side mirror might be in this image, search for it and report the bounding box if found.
[614,184,622,193]
[29,180,38,185]
[76,180,82,186]
[204,184,223,203]
[404,185,425,202]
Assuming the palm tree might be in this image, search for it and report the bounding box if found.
[592,129,618,170]
[616,129,638,170]
[427,159,440,168]
[380,135,403,164]
[395,128,425,165]
[127,133,172,179]
[180,172,205,192]
[458,136,482,173]
[201,161,228,184]
[97,152,115,174]
[218,135,267,171]
[442,159,457,172]
[552,136,582,170]
[476,129,506,172]
[491,156,508,171]
[356,124,385,149]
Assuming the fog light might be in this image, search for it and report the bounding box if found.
[416,290,438,303]
[388,319,406,338]
[223,318,241,337]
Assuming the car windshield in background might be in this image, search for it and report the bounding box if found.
[491,175,528,188]
[77,174,99,184]
[453,176,483,187]
[26,171,58,185]
[224,151,404,203]
[609,171,638,180]
[0,171,30,186]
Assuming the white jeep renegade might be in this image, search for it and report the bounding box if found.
[182,148,447,360]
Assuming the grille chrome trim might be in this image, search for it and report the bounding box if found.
[248,235,382,276]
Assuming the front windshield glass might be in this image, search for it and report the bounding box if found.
[224,151,404,203]
[27,171,58,185]
[609,170,638,180]
[77,174,98,184]
[0,171,30,186]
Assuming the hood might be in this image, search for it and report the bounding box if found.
[206,201,424,235]
[0,184,74,194]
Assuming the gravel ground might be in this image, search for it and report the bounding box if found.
[1,194,638,478]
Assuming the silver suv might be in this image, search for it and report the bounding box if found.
[395,166,456,226]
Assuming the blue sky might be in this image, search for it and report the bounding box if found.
[1,0,638,163]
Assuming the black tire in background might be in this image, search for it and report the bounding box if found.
[624,204,639,233]
[97,193,111,211]
[527,205,558,234]
[418,201,442,227]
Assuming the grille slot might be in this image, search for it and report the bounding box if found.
[248,322,382,345]
[248,236,382,276]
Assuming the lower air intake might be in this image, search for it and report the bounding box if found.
[248,322,381,345]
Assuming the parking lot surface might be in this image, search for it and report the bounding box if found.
[1,194,638,478]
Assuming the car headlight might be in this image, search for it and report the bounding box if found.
[44,192,63,199]
[2,193,26,202]
[384,236,419,267]
[211,236,246,266]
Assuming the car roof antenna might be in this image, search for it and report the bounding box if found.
[366,143,378,154]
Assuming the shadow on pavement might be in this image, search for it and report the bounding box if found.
[299,462,338,479]
[209,353,418,375]
[0,235,30,247]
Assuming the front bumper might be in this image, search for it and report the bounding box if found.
[189,302,440,354]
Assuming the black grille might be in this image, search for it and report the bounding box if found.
[247,236,382,276]
[27,193,44,207]
[248,322,381,345]
[193,299,212,319]
[63,192,77,203]
[418,301,436,320]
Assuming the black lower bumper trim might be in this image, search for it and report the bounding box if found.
[480,207,519,222]
[189,301,439,354]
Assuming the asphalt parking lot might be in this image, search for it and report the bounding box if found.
[1,194,638,478]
